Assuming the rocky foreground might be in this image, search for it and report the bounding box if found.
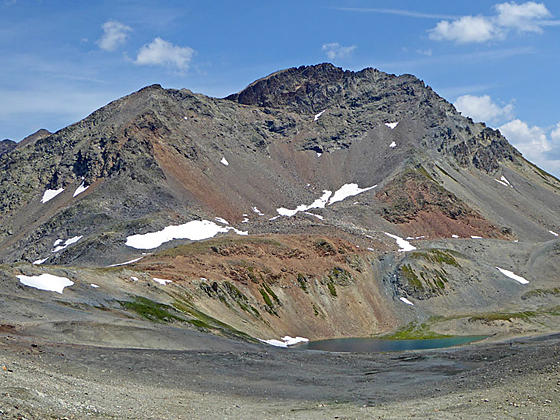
[1,328,559,419]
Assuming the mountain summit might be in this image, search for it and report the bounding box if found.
[0,63,558,269]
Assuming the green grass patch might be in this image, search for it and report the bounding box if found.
[468,311,537,322]
[327,282,337,297]
[521,288,560,300]
[400,264,424,290]
[409,249,461,267]
[381,322,450,340]
[120,297,183,323]
[263,282,281,305]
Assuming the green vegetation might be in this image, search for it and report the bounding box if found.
[521,288,560,300]
[400,264,423,290]
[172,298,254,340]
[120,297,183,323]
[327,282,337,297]
[435,164,458,182]
[259,287,274,307]
[416,165,436,182]
[263,282,281,305]
[381,322,450,340]
[469,311,537,322]
[409,249,461,267]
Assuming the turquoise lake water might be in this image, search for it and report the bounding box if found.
[296,336,487,353]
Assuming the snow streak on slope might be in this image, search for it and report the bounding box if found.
[276,183,376,217]
[73,182,89,197]
[496,267,529,284]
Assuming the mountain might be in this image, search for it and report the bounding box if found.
[1,63,559,344]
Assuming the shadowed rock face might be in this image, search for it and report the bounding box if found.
[0,64,558,267]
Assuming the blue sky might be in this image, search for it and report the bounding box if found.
[1,0,559,175]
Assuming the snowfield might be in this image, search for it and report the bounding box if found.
[126,220,248,249]
[260,336,309,348]
[385,122,399,129]
[17,273,74,294]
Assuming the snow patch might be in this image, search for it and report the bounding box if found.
[328,183,376,205]
[385,122,399,129]
[153,278,172,285]
[471,236,482,239]
[252,207,264,216]
[389,141,397,148]
[130,276,139,282]
[277,190,332,217]
[214,217,229,225]
[400,297,414,305]
[241,217,249,223]
[52,236,83,253]
[316,152,322,157]
[451,234,459,238]
[73,182,89,197]
[125,220,248,250]
[90,283,99,288]
[314,110,326,121]
[304,212,324,220]
[549,230,559,237]
[32,257,49,265]
[384,232,416,252]
[496,267,529,285]
[220,157,229,166]
[107,257,144,267]
[41,188,64,203]
[17,274,73,294]
[260,336,309,348]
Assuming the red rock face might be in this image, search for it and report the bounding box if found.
[376,168,508,240]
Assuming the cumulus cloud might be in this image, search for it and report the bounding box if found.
[429,1,555,43]
[499,119,560,173]
[322,43,356,60]
[98,21,132,51]
[430,16,501,43]
[135,38,195,70]
[454,94,514,124]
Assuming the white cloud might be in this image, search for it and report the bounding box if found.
[499,119,560,174]
[135,38,195,70]
[551,122,560,140]
[429,1,555,43]
[495,1,551,32]
[97,21,132,52]
[430,16,501,43]
[454,94,514,124]
[322,43,356,60]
